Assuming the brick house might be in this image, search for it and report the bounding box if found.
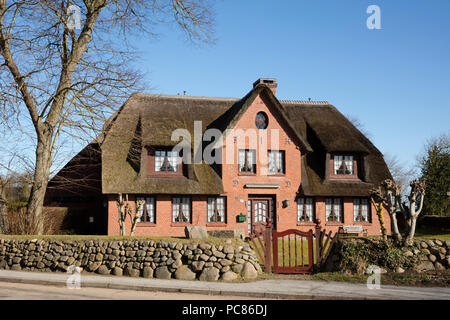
[45,78,392,236]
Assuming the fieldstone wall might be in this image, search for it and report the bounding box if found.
[323,238,450,274]
[410,239,450,272]
[0,238,262,281]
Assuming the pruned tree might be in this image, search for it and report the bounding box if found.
[371,178,426,245]
[402,179,426,245]
[116,193,143,236]
[0,0,215,234]
[384,152,416,200]
[129,199,144,236]
[116,193,127,236]
[369,188,388,241]
[370,180,402,242]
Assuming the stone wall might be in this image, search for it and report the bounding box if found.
[323,238,450,274]
[409,239,450,272]
[0,238,262,281]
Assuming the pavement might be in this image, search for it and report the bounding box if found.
[0,269,449,300]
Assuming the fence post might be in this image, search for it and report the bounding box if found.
[315,219,322,271]
[264,217,272,273]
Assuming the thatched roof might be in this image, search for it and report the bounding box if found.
[97,84,391,196]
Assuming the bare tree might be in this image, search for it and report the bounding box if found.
[383,153,416,200]
[0,0,214,234]
[371,179,426,245]
[345,114,372,139]
[116,193,143,236]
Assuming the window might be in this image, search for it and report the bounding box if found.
[326,198,343,222]
[255,112,268,129]
[172,197,191,223]
[238,149,256,173]
[207,197,226,223]
[268,150,285,174]
[297,198,314,222]
[136,197,155,223]
[333,155,354,175]
[155,150,179,172]
[354,198,370,222]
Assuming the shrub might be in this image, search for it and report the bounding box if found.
[336,238,416,275]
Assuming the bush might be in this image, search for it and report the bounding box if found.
[4,207,64,235]
[336,239,416,275]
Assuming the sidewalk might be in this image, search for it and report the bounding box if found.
[0,269,449,300]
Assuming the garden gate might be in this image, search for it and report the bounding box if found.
[249,219,337,274]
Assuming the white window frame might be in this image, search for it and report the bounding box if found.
[268,150,285,174]
[172,197,191,223]
[353,198,370,222]
[135,197,156,223]
[297,198,314,222]
[326,198,343,222]
[333,155,354,175]
[207,197,226,223]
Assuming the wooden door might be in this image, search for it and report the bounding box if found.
[250,199,271,234]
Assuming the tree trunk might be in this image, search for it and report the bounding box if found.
[0,198,7,234]
[390,213,402,241]
[376,203,388,241]
[405,217,417,246]
[26,136,52,235]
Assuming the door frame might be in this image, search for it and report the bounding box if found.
[248,195,276,234]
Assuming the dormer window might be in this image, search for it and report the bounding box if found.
[330,154,358,179]
[147,147,183,177]
[155,150,178,172]
[333,155,353,175]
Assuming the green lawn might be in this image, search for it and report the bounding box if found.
[0,234,245,245]
[250,236,333,271]
[413,227,450,240]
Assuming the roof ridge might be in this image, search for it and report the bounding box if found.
[279,99,330,105]
[133,92,240,102]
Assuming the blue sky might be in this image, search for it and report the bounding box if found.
[132,0,450,171]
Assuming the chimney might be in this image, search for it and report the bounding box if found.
[253,78,277,96]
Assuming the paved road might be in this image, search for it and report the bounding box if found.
[0,281,263,300]
[0,270,449,300]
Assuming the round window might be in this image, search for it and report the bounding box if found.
[255,112,268,129]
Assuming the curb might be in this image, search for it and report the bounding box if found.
[0,273,371,300]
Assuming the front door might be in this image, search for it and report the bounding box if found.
[248,197,275,234]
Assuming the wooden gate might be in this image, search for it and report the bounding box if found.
[249,218,337,274]
[272,229,314,274]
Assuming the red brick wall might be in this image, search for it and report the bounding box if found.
[106,92,391,237]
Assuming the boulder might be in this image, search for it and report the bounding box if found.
[435,262,446,271]
[112,267,123,276]
[429,254,437,262]
[155,266,172,279]
[220,259,233,267]
[403,250,414,257]
[232,264,244,274]
[143,267,154,278]
[124,267,140,277]
[87,262,101,272]
[221,271,238,281]
[199,267,220,281]
[415,261,435,273]
[191,261,205,272]
[96,265,110,275]
[395,267,405,273]
[11,264,21,271]
[175,265,196,280]
[185,226,208,239]
[241,262,258,280]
